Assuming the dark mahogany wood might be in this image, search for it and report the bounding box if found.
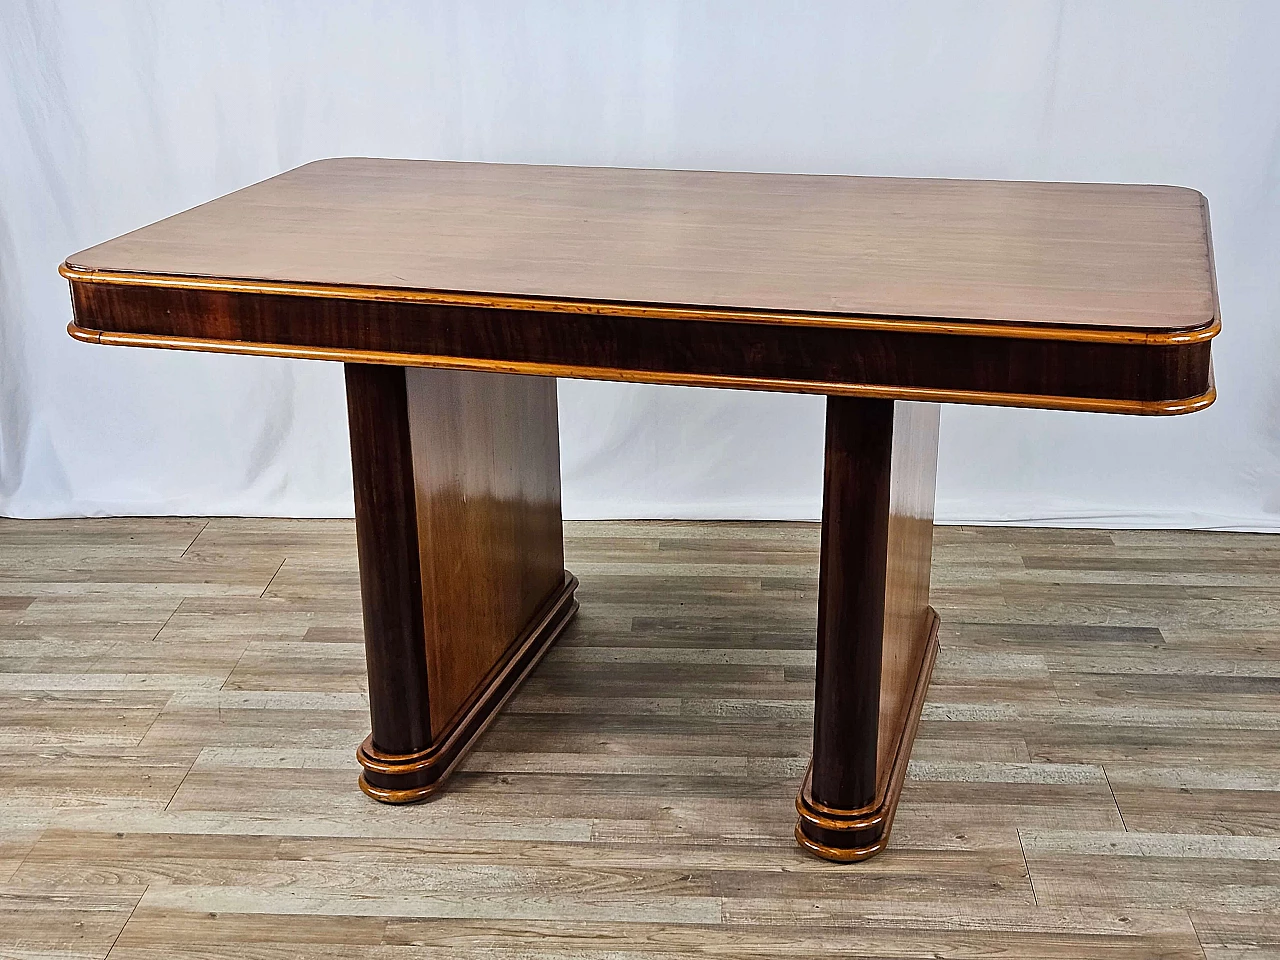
[812,398,896,808]
[69,283,1211,408]
[345,364,432,755]
[796,398,941,861]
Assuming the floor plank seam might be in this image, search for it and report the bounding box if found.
[4,821,49,886]
[178,518,210,559]
[102,883,147,960]
[1185,910,1212,960]
[157,576,242,809]
[1016,827,1039,907]
[217,610,258,695]
[1101,763,1130,832]
[145,596,185,645]
[157,715,199,811]
[259,557,287,599]
[133,703,169,756]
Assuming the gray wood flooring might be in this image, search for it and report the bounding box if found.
[0,518,1276,958]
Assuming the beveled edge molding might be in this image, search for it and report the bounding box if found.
[66,322,1218,417]
[59,262,1220,346]
[357,571,579,804]
[795,609,941,862]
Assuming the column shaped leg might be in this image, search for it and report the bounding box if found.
[345,364,578,803]
[795,397,941,861]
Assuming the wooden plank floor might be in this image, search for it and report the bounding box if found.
[0,518,1277,959]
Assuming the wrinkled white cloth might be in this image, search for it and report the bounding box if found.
[2,1,1277,527]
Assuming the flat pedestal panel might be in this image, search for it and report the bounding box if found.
[345,364,575,802]
[404,367,566,736]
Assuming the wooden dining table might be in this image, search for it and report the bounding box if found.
[61,158,1219,861]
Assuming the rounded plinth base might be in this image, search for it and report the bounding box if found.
[794,789,892,862]
[355,573,578,805]
[357,738,445,804]
[794,610,940,862]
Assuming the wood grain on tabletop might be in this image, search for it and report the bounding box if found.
[66,158,1216,333]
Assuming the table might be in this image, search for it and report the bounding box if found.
[61,159,1219,861]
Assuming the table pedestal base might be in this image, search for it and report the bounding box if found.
[796,397,941,862]
[796,610,939,860]
[358,574,578,802]
[345,363,574,804]
[345,371,939,861]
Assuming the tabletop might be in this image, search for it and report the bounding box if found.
[65,158,1218,337]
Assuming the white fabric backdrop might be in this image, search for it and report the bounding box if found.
[2,1,1278,527]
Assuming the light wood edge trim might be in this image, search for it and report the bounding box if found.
[795,610,941,863]
[59,263,1220,346]
[357,774,441,804]
[67,322,1218,416]
[796,788,888,831]
[793,822,889,863]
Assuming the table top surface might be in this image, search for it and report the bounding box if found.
[65,158,1218,336]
